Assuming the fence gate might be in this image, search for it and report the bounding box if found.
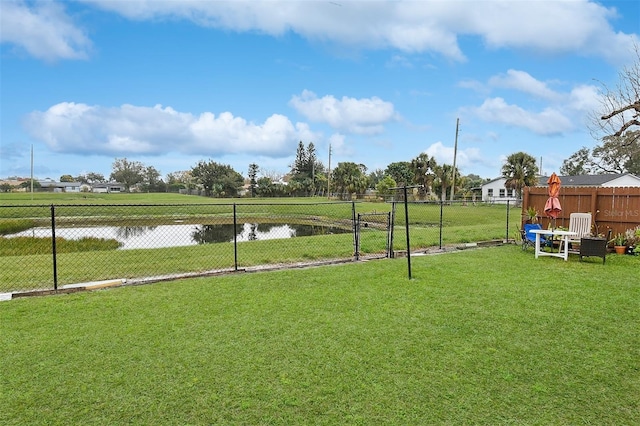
[355,212,392,260]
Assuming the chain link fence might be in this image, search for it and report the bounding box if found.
[0,200,517,294]
[390,200,517,255]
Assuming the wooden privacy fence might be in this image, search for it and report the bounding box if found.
[523,186,640,236]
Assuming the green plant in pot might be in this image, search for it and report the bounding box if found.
[610,233,627,254]
[526,206,538,223]
[626,226,640,255]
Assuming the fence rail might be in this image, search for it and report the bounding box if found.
[523,186,640,235]
[1,201,516,294]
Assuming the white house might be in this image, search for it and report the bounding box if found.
[480,178,518,204]
[37,180,83,193]
[92,183,125,193]
[481,173,640,204]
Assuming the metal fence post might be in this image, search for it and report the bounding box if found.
[403,187,412,279]
[351,202,357,257]
[439,200,444,249]
[506,200,511,242]
[50,204,58,290]
[389,201,396,258]
[386,211,392,258]
[233,203,238,271]
[354,213,360,261]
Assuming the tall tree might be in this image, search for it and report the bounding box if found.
[367,169,385,189]
[248,163,259,197]
[191,160,243,197]
[384,161,413,186]
[411,153,436,198]
[501,152,539,200]
[331,162,368,200]
[375,175,397,200]
[141,166,163,192]
[460,174,487,192]
[292,141,308,176]
[562,132,640,175]
[76,172,106,184]
[110,158,145,192]
[592,43,640,145]
[290,141,324,196]
[433,164,460,201]
[592,131,640,174]
[255,177,276,197]
[59,174,74,182]
[166,170,194,193]
[560,147,593,175]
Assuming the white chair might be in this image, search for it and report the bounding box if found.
[562,213,592,252]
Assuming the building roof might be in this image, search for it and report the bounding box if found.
[92,182,125,187]
[37,180,82,187]
[481,173,640,188]
[537,173,640,186]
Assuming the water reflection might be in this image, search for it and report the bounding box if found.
[248,223,257,241]
[191,224,236,244]
[192,223,343,244]
[115,226,156,239]
[237,223,296,242]
[7,222,349,250]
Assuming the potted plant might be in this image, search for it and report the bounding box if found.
[525,206,538,224]
[610,233,627,254]
[625,226,640,255]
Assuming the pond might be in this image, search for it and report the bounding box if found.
[8,222,351,250]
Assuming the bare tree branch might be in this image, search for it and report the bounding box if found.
[588,42,640,153]
[601,100,640,121]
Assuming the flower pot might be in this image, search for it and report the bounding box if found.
[614,245,626,254]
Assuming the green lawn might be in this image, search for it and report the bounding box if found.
[1,245,638,425]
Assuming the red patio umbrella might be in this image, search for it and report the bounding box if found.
[544,173,562,227]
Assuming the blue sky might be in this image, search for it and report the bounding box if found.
[1,0,639,182]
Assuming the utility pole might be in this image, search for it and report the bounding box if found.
[327,144,332,199]
[539,157,543,176]
[450,118,459,202]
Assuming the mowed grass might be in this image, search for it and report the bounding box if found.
[1,245,638,425]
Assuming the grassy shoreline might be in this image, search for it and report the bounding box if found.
[1,193,519,292]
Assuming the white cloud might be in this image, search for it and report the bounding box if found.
[386,55,414,68]
[488,70,560,101]
[24,102,317,157]
[328,133,353,157]
[4,1,636,63]
[289,90,397,135]
[465,97,573,136]
[80,0,637,63]
[0,0,91,61]
[423,141,486,170]
[460,70,602,136]
[566,84,601,114]
[457,79,488,94]
[455,0,638,62]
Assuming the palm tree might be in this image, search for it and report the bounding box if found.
[501,152,539,200]
[411,153,436,199]
[434,164,459,201]
[331,162,368,200]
